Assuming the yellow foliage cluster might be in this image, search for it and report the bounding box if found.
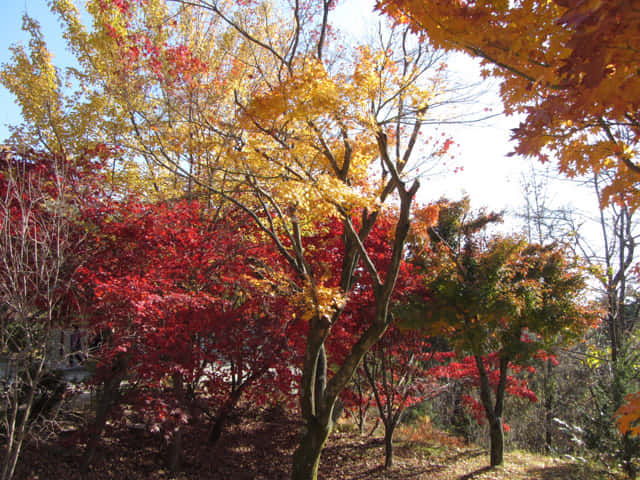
[0,16,64,150]
[3,0,450,225]
[247,59,341,121]
[234,53,420,221]
[296,279,348,323]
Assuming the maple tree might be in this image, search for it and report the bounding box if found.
[75,198,301,472]
[303,213,437,469]
[340,369,377,436]
[428,353,542,437]
[376,0,640,210]
[402,198,595,466]
[361,326,439,469]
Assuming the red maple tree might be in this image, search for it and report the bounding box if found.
[76,199,302,471]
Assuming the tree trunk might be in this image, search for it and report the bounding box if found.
[168,372,185,474]
[168,426,182,474]
[291,417,332,480]
[543,359,554,452]
[383,424,395,469]
[357,404,365,436]
[208,396,238,446]
[208,369,262,445]
[474,354,508,467]
[208,409,228,446]
[366,417,380,437]
[81,374,122,472]
[290,176,417,480]
[489,417,504,467]
[621,432,638,479]
[81,354,127,473]
[292,321,331,480]
[331,397,344,424]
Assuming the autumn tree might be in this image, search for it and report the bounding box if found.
[361,325,437,468]
[302,213,436,469]
[340,369,377,436]
[76,199,301,472]
[377,0,640,210]
[403,199,595,466]
[427,352,542,437]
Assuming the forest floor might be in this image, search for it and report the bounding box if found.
[15,405,622,480]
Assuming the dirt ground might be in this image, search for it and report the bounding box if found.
[14,406,619,480]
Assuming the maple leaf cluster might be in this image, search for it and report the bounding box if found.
[376,0,640,210]
[616,390,640,439]
[75,198,304,438]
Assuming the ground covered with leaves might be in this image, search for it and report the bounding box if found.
[15,406,620,480]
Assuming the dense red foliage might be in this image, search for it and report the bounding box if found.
[429,353,538,427]
[76,200,303,440]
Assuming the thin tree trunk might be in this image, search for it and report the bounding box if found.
[621,432,638,479]
[543,359,554,452]
[489,417,504,467]
[474,353,508,467]
[168,372,185,474]
[208,389,242,445]
[208,368,264,445]
[366,417,380,437]
[383,424,396,469]
[81,354,127,473]
[81,375,122,472]
[168,427,182,474]
[362,355,398,470]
